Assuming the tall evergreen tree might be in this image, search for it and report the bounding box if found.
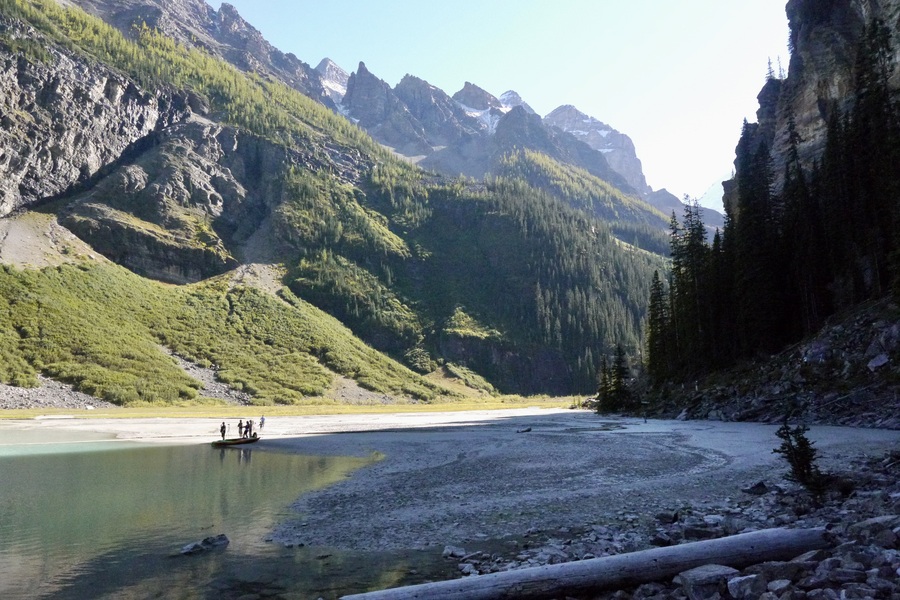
[668,201,710,372]
[849,18,900,297]
[646,270,669,380]
[733,122,783,355]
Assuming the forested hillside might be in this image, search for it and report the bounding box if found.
[0,0,667,403]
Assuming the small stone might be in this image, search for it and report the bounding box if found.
[839,583,877,599]
[675,564,739,600]
[727,574,767,599]
[827,568,866,584]
[683,525,722,540]
[656,510,679,524]
[792,549,829,563]
[180,533,229,555]
[867,353,889,371]
[805,589,839,600]
[742,481,770,495]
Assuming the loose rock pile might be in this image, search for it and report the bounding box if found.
[0,375,117,410]
[648,300,900,430]
[444,451,900,599]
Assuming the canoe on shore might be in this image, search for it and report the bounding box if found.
[212,435,260,447]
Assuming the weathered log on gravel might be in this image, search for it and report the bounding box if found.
[341,527,829,600]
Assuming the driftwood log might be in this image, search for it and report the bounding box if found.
[341,527,830,600]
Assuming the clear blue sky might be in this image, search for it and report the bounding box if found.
[214,1,790,209]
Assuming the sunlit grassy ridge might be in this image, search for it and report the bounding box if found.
[0,263,454,405]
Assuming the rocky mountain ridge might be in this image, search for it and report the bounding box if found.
[72,0,333,107]
[544,104,651,197]
[67,0,724,229]
[342,64,639,192]
[330,57,725,228]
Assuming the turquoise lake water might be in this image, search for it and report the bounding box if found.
[0,427,453,599]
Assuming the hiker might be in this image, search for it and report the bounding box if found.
[220,422,226,440]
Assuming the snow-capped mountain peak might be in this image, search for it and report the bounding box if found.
[315,57,350,106]
[499,90,536,115]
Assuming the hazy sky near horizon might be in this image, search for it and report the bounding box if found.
[214,1,790,209]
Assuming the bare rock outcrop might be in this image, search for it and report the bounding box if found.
[59,119,305,283]
[72,0,332,107]
[544,104,652,198]
[726,0,900,209]
[0,17,181,216]
[343,62,433,157]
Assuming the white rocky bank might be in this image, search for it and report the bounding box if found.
[441,452,900,600]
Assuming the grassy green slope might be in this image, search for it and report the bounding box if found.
[0,262,452,405]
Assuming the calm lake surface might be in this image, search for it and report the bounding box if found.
[0,426,454,599]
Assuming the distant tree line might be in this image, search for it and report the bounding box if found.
[647,18,900,381]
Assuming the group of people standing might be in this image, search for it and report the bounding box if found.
[219,415,265,440]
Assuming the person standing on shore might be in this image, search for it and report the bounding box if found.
[220,422,226,440]
[259,415,265,430]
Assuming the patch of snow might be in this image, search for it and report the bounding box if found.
[456,102,505,133]
[323,80,347,98]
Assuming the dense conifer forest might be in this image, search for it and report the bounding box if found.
[646,18,900,383]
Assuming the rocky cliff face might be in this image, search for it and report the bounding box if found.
[545,104,651,197]
[0,17,182,217]
[59,119,302,283]
[728,0,900,211]
[394,74,483,148]
[342,62,432,156]
[0,12,363,283]
[72,0,332,107]
[779,0,900,168]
